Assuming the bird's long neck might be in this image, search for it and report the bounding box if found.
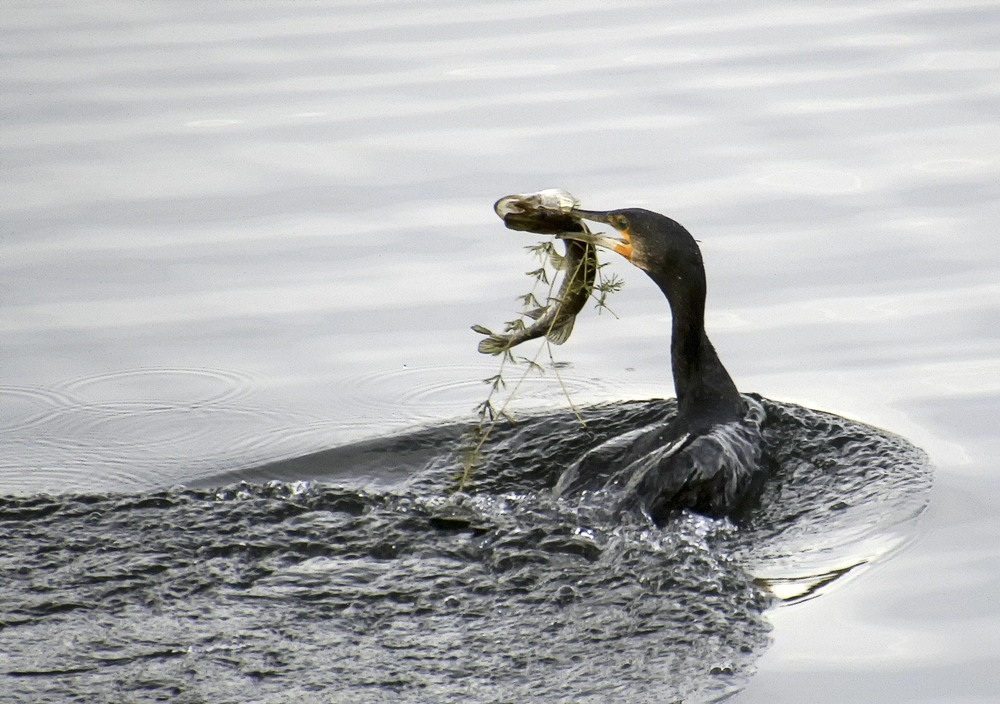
[659,272,743,429]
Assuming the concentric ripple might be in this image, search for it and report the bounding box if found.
[56,367,261,408]
[0,386,77,433]
[338,363,619,422]
[0,368,290,495]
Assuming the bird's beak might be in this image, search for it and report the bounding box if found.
[561,209,634,261]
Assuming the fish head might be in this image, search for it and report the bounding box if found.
[494,190,585,234]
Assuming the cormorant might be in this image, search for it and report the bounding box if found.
[553,208,767,522]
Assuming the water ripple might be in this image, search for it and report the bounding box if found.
[56,366,261,407]
[0,385,77,433]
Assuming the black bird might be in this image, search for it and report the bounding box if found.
[553,208,767,522]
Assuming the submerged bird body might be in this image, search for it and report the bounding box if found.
[553,207,767,522]
[554,393,766,521]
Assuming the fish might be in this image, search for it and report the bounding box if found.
[476,190,598,355]
[494,189,587,236]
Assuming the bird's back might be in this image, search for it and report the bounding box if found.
[554,395,768,523]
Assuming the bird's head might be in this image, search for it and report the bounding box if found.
[565,207,701,280]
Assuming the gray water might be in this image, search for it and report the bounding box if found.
[3,1,999,702]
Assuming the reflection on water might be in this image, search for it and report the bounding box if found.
[3,0,999,701]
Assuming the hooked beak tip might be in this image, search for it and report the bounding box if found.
[569,208,612,225]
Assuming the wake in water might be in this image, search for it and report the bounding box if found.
[0,398,930,703]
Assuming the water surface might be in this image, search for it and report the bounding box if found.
[3,1,999,701]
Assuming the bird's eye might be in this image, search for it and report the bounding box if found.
[612,215,629,231]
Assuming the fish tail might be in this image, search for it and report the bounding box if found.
[477,334,514,356]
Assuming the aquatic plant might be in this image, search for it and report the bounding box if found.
[459,240,623,489]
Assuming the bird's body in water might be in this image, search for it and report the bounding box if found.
[552,207,768,523]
